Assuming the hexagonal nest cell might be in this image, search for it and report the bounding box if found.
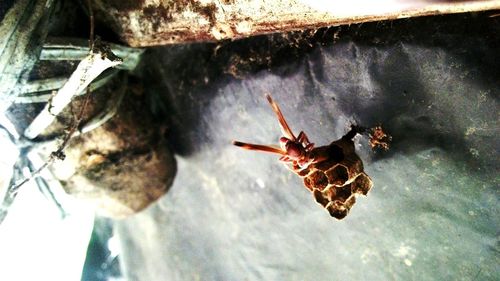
[303,170,329,191]
[299,137,373,219]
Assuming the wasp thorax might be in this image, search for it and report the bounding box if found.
[285,142,304,157]
[298,137,373,220]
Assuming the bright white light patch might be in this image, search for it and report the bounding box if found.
[0,127,18,199]
[256,178,266,189]
[0,150,94,281]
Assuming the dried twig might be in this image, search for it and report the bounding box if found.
[76,74,127,136]
[23,41,122,139]
[15,69,120,103]
[87,0,95,49]
[40,37,144,70]
[0,0,56,112]
[0,0,123,224]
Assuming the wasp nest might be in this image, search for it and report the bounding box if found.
[299,137,373,219]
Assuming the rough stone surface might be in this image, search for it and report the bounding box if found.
[48,78,177,218]
[114,14,498,280]
[90,0,499,46]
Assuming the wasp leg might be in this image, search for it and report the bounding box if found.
[279,155,292,162]
[297,131,309,144]
[297,131,314,150]
[290,162,310,176]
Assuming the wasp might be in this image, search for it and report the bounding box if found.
[233,95,389,219]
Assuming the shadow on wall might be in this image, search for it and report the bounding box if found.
[141,13,498,172]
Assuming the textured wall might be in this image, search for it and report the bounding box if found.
[114,13,499,281]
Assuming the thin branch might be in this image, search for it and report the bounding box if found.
[15,69,120,103]
[0,0,56,112]
[87,0,94,49]
[76,74,127,136]
[23,41,122,139]
[40,37,144,70]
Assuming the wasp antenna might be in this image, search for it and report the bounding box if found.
[233,140,286,155]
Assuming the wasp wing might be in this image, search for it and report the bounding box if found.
[265,94,296,141]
